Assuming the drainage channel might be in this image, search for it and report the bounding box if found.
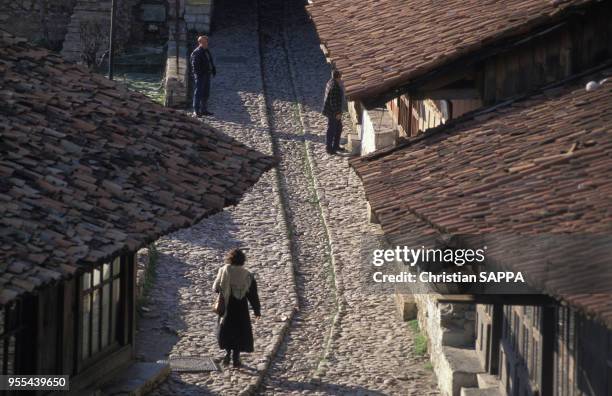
[256,0,343,391]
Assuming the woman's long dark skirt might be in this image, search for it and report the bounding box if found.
[216,276,260,352]
[217,295,255,352]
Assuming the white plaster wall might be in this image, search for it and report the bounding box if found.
[360,107,397,156]
[361,108,377,155]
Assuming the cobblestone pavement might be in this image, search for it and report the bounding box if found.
[259,0,440,394]
[137,0,440,394]
[137,1,297,394]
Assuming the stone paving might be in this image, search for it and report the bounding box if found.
[137,0,441,394]
[137,1,296,394]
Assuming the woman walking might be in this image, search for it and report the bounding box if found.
[213,248,261,367]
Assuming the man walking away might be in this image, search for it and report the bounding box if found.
[322,69,345,154]
[190,35,216,117]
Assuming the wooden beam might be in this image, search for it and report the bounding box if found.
[418,69,477,91]
[62,278,76,375]
[437,294,558,306]
[489,304,503,375]
[411,88,481,100]
[541,306,555,396]
[129,253,136,350]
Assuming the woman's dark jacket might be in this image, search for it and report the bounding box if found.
[216,274,261,352]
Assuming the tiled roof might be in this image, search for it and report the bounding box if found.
[350,68,612,327]
[307,0,593,100]
[0,32,275,304]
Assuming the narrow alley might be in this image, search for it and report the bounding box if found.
[136,0,439,394]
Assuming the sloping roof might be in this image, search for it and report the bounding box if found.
[350,68,612,327]
[0,32,275,304]
[307,0,594,100]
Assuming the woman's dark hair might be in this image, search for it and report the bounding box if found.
[332,69,342,79]
[225,248,246,266]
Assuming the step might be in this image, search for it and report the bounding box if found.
[439,346,486,396]
[477,373,501,389]
[99,362,170,396]
[460,387,503,396]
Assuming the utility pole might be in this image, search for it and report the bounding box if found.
[108,0,118,80]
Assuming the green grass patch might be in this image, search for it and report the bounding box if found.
[408,319,428,356]
[117,73,165,105]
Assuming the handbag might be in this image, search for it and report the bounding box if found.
[213,292,225,316]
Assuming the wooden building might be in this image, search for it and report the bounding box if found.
[307,0,612,154]
[350,67,612,395]
[0,31,274,394]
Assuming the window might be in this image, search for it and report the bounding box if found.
[0,302,22,376]
[532,339,539,381]
[81,257,122,362]
[607,331,612,396]
[513,311,519,350]
[522,324,530,367]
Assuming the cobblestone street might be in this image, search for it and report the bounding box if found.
[136,0,440,394]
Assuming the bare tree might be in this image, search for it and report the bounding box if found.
[79,18,109,69]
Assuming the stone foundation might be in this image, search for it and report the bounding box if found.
[412,292,483,396]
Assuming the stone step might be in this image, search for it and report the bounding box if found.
[460,387,503,396]
[477,373,501,389]
[439,346,486,396]
[99,362,170,396]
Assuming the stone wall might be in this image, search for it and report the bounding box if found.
[410,293,483,396]
[184,0,213,33]
[0,0,76,50]
[61,0,139,64]
[164,19,189,107]
[136,247,150,300]
[388,251,481,396]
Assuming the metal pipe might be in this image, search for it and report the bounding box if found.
[108,0,117,80]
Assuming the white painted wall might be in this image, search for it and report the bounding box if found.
[360,107,397,156]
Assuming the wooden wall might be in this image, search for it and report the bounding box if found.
[481,1,612,105]
[554,307,612,396]
[386,95,482,138]
[0,253,139,393]
[488,304,612,396]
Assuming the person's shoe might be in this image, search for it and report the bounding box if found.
[326,149,335,155]
[193,111,203,117]
[222,354,231,366]
[232,359,242,368]
[336,147,348,153]
[202,110,214,116]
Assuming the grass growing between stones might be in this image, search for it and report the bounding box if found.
[138,243,159,308]
[409,319,428,356]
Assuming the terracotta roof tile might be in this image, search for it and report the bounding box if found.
[351,68,612,327]
[308,0,593,99]
[0,31,276,303]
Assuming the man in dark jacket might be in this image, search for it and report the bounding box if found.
[322,69,345,154]
[190,35,216,116]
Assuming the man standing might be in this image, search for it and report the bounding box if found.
[190,35,216,117]
[322,69,345,154]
